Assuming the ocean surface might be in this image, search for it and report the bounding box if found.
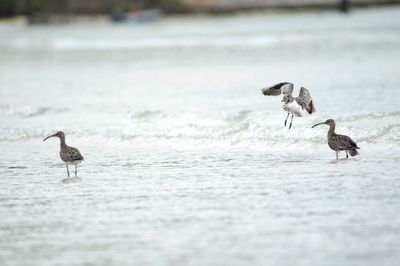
[1,6,400,266]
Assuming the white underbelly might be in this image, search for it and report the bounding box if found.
[283,101,303,117]
[65,160,82,166]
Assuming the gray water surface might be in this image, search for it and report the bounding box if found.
[1,6,400,266]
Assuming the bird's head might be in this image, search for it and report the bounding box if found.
[43,131,65,141]
[312,119,335,128]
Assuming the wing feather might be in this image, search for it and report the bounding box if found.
[295,87,315,114]
[261,82,293,96]
[332,134,359,150]
[61,146,84,162]
[298,87,312,102]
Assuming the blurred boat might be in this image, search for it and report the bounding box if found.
[111,8,161,23]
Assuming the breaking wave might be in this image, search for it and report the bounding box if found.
[335,112,400,122]
[1,110,399,146]
[0,104,67,118]
[4,35,287,51]
[3,31,398,52]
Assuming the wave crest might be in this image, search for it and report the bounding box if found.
[1,111,399,145]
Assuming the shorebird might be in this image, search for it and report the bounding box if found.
[261,82,315,129]
[312,119,360,159]
[43,131,84,177]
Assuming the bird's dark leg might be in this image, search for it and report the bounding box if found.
[75,165,77,177]
[66,165,70,177]
[289,115,294,130]
[284,113,290,127]
[346,150,349,159]
[336,152,339,160]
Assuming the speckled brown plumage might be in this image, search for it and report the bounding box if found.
[312,119,360,159]
[43,131,84,177]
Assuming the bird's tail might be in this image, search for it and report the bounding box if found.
[349,149,359,157]
[306,100,316,114]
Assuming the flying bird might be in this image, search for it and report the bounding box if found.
[261,82,315,129]
[43,131,84,177]
[312,119,360,159]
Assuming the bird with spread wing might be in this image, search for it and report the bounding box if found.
[261,82,316,129]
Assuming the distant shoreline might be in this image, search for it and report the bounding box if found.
[174,0,400,14]
[0,2,399,25]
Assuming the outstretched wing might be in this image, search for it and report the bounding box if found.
[295,87,315,114]
[298,87,312,102]
[261,82,293,96]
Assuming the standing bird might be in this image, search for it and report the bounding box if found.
[43,131,84,177]
[261,82,315,129]
[312,119,360,159]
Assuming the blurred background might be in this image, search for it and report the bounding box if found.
[1,0,400,23]
[1,1,400,266]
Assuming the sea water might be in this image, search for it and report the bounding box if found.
[0,6,400,266]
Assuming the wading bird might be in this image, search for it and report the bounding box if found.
[43,131,84,177]
[312,119,360,159]
[261,82,315,129]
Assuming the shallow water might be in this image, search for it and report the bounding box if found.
[1,6,400,266]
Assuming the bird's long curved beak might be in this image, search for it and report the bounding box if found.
[312,122,326,128]
[43,134,56,142]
